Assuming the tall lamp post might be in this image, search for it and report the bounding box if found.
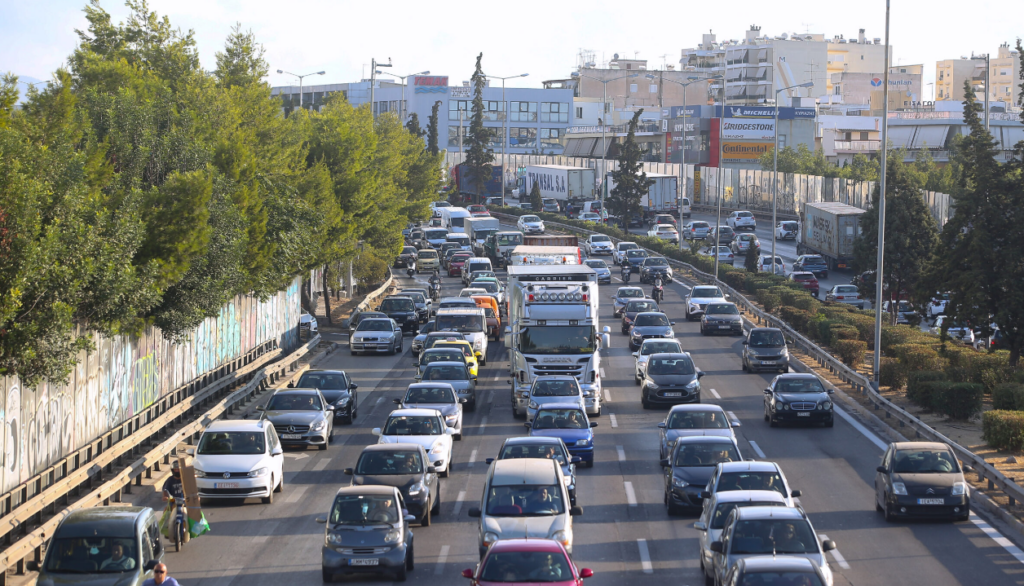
[648,74,721,250]
[771,82,814,272]
[376,69,430,124]
[369,57,391,118]
[485,73,529,207]
[872,0,892,386]
[574,72,640,206]
[277,69,325,109]
[713,44,728,280]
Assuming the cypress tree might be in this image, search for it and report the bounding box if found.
[463,53,494,201]
[427,101,441,156]
[607,110,654,225]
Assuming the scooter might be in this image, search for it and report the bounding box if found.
[406,264,416,278]
[169,497,188,552]
[620,266,631,283]
[430,280,441,301]
[652,282,664,303]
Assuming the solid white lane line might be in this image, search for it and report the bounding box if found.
[434,545,451,575]
[609,413,619,428]
[624,481,638,506]
[312,459,330,471]
[709,388,722,399]
[616,445,626,462]
[971,516,1024,563]
[748,440,766,459]
[637,538,654,574]
[285,485,308,504]
[832,406,888,451]
[468,449,478,467]
[727,411,741,427]
[452,490,467,516]
[478,416,488,432]
[817,534,851,570]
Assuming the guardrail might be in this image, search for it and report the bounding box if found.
[491,211,1024,510]
[353,267,396,315]
[0,335,321,581]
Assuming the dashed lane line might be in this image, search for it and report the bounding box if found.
[624,481,638,506]
[284,485,308,504]
[709,388,722,399]
[748,440,766,459]
[312,459,330,471]
[616,445,626,462]
[609,413,619,428]
[478,416,488,433]
[817,533,851,570]
[727,411,741,427]
[637,538,654,574]
[452,490,467,516]
[434,545,451,575]
[468,449,478,467]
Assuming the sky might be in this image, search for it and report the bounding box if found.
[2,0,1021,103]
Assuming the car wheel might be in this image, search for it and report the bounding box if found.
[421,502,431,527]
[319,440,328,451]
[764,407,770,422]
[741,360,748,372]
[275,473,284,494]
[480,356,486,366]
[350,349,359,356]
[395,556,408,582]
[262,476,275,504]
[876,498,884,512]
[635,374,641,386]
[455,431,463,441]
[441,458,451,478]
[769,413,778,428]
[883,499,896,523]
[700,325,706,335]
[825,418,834,428]
[641,391,651,410]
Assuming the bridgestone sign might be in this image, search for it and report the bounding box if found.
[722,120,775,140]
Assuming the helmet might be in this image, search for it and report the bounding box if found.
[171,460,181,476]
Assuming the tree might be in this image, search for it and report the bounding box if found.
[463,53,493,200]
[0,74,18,130]
[405,113,424,137]
[427,100,441,156]
[529,179,543,211]
[607,110,654,223]
[214,23,267,88]
[745,243,761,273]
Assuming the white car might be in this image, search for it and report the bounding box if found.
[699,245,734,264]
[929,315,975,343]
[825,284,865,309]
[396,383,464,441]
[584,234,614,256]
[775,220,799,240]
[579,212,602,223]
[927,293,950,318]
[517,215,545,234]
[459,287,487,298]
[373,408,455,477]
[684,285,729,321]
[193,419,285,505]
[694,490,788,583]
[613,242,639,265]
[726,210,757,232]
[757,255,786,275]
[299,312,318,333]
[648,224,680,243]
[632,338,683,384]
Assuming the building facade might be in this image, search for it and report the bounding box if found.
[935,43,1021,106]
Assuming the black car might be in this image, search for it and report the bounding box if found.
[793,255,829,278]
[662,436,742,514]
[640,352,703,408]
[621,299,661,335]
[378,296,419,333]
[639,256,673,284]
[700,302,743,336]
[345,444,441,526]
[874,441,970,522]
[705,226,736,247]
[763,373,834,427]
[291,369,359,423]
[348,310,388,338]
[395,246,418,268]
[627,213,644,228]
[408,228,424,246]
[624,249,650,273]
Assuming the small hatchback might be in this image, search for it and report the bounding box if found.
[462,539,594,584]
[742,328,790,373]
[528,405,597,467]
[193,419,284,504]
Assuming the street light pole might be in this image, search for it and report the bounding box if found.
[484,73,529,207]
[369,57,391,118]
[576,73,640,207]
[277,69,326,109]
[873,0,892,385]
[714,44,727,279]
[772,82,814,274]
[377,70,430,124]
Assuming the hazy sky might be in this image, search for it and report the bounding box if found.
[3,0,1021,102]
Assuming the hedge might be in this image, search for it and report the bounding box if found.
[879,357,908,390]
[792,296,820,312]
[992,383,1024,411]
[834,340,867,367]
[906,371,947,406]
[983,411,1024,451]
[829,324,860,346]
[757,291,781,313]
[890,344,945,372]
[931,382,984,420]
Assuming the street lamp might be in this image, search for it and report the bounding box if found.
[873,0,893,386]
[376,69,430,124]
[484,73,529,207]
[277,69,326,109]
[575,72,640,208]
[771,81,814,273]
[369,57,392,118]
[649,74,721,250]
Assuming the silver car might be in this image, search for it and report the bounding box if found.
[693,490,788,583]
[684,285,728,321]
[414,361,477,411]
[742,328,790,373]
[258,389,335,450]
[350,318,403,355]
[613,242,639,265]
[525,376,586,422]
[611,286,647,317]
[584,259,612,284]
[824,284,864,309]
[632,338,682,384]
[411,320,435,355]
[395,383,465,440]
[683,221,711,240]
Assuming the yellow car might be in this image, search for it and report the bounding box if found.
[433,340,480,377]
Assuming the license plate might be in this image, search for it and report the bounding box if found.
[281,434,302,439]
[664,392,682,397]
[718,325,731,329]
[918,498,944,505]
[760,361,776,365]
[797,412,810,417]
[350,559,379,566]
[214,482,239,489]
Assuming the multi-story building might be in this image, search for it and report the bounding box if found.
[548,55,713,113]
[935,43,1021,105]
[829,65,923,112]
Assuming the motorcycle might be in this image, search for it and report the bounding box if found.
[652,282,664,303]
[406,264,416,278]
[430,280,441,301]
[620,266,631,283]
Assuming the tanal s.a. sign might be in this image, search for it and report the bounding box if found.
[414,76,449,94]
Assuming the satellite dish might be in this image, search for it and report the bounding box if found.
[613,53,620,60]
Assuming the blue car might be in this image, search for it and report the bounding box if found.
[526,403,597,467]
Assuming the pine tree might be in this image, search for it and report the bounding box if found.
[530,180,543,212]
[405,112,425,137]
[607,110,654,224]
[745,243,761,273]
[214,23,268,88]
[427,100,441,156]
[463,53,493,201]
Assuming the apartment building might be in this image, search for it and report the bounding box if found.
[936,43,1021,105]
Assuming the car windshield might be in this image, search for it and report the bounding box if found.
[626,301,659,313]
[803,256,825,264]
[730,519,818,554]
[667,409,728,429]
[436,314,484,333]
[356,450,423,475]
[459,289,483,297]
[480,550,574,582]
[893,449,960,473]
[741,572,824,586]
[296,373,349,390]
[425,230,448,240]
[434,202,451,208]
[635,314,669,327]
[707,304,738,315]
[266,393,322,411]
[485,484,565,516]
[471,282,499,293]
[451,217,466,227]
[774,378,826,393]
[592,235,611,242]
[674,442,739,467]
[417,250,438,259]
[532,380,579,397]
[519,326,595,354]
[500,443,567,464]
[329,494,399,526]
[383,415,442,436]
[424,335,466,349]
[418,322,435,335]
[691,287,723,298]
[45,537,140,574]
[469,205,486,212]
[648,357,695,375]
[402,247,416,254]
[718,472,786,495]
[421,350,464,365]
[748,330,785,348]
[380,298,415,312]
[405,386,456,404]
[198,431,266,455]
[357,320,393,332]
[522,216,541,223]
[618,288,644,299]
[448,235,470,243]
[710,501,784,530]
[422,364,470,381]
[402,292,426,304]
[644,258,669,266]
[626,250,648,258]
[641,341,681,355]
[585,260,608,269]
[451,255,472,263]
[498,234,523,245]
[532,409,588,430]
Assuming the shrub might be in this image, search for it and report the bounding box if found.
[906,371,946,405]
[891,344,945,372]
[821,306,855,323]
[992,383,1024,411]
[757,291,781,313]
[879,357,908,390]
[848,314,879,346]
[354,253,389,288]
[778,306,814,334]
[722,271,747,291]
[983,411,1024,452]
[932,382,983,420]
[909,380,949,410]
[881,325,934,353]
[792,296,820,312]
[834,339,867,367]
[778,287,806,307]
[830,324,860,345]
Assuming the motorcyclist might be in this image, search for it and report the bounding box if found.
[406,262,416,278]
[162,461,187,544]
[652,276,664,302]
[428,270,441,299]
[620,263,631,283]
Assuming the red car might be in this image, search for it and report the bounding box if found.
[468,204,491,217]
[462,539,594,585]
[789,271,820,298]
[449,253,473,277]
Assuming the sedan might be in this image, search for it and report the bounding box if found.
[488,437,582,506]
[825,284,865,309]
[793,254,829,278]
[639,257,673,284]
[258,389,334,450]
[632,338,683,384]
[721,558,831,586]
[613,242,639,265]
[663,436,743,514]
[700,302,743,336]
[789,271,820,298]
[350,310,389,338]
[875,441,971,522]
[705,226,736,247]
[467,204,490,217]
[621,300,662,336]
[927,293,950,318]
[629,312,675,352]
[699,245,735,265]
[415,361,477,410]
[345,444,441,526]
[373,409,455,477]
[395,383,465,440]
[763,373,834,428]
[584,259,612,284]
[610,286,646,317]
[291,370,359,423]
[727,210,757,231]
[640,352,702,408]
[350,318,403,355]
[694,490,788,583]
[684,285,728,321]
[741,328,790,373]
[316,486,415,582]
[378,295,419,332]
[579,212,602,223]
[929,316,975,344]
[411,320,435,355]
[703,461,801,508]
[623,249,650,273]
[517,214,545,234]
[461,539,593,584]
[448,253,474,277]
[657,404,734,459]
[683,221,710,241]
[730,233,760,254]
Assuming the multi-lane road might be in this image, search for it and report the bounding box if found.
[101,254,1024,586]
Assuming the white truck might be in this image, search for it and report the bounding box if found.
[521,165,597,204]
[465,216,500,257]
[508,245,581,266]
[604,172,679,218]
[506,265,611,418]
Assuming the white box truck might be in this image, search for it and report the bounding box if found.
[604,172,679,218]
[522,165,596,204]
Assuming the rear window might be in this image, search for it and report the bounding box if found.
[737,211,753,218]
[691,222,709,229]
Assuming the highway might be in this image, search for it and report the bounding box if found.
[100,255,1024,586]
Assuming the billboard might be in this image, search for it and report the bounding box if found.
[713,106,816,119]
[723,142,772,160]
[722,120,775,140]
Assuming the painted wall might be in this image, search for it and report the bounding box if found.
[0,278,302,493]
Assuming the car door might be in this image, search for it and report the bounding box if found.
[422,446,440,504]
[876,445,893,505]
[267,427,284,481]
[713,513,734,581]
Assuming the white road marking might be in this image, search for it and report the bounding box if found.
[748,440,766,459]
[434,545,451,575]
[832,406,887,451]
[478,416,488,432]
[468,449,478,467]
[727,411,741,427]
[609,413,619,428]
[312,459,330,471]
[284,453,309,460]
[817,534,851,569]
[284,485,308,504]
[493,372,501,381]
[600,367,606,378]
[604,388,611,402]
[254,520,281,543]
[709,388,722,399]
[624,481,638,506]
[637,538,654,574]
[376,397,384,406]
[616,445,626,462]
[971,515,1024,563]
[453,490,467,516]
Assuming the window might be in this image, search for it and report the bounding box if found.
[650,84,658,93]
[860,55,864,60]
[486,127,505,149]
[509,127,537,147]
[448,125,466,147]
[509,101,537,122]
[540,128,562,149]
[778,134,787,149]
[482,100,505,121]
[860,132,869,141]
[576,106,583,118]
[540,102,569,122]
[448,100,469,121]
[630,83,638,93]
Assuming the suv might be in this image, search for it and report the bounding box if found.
[584,234,614,256]
[613,242,639,265]
[726,210,757,231]
[345,444,441,526]
[193,419,284,504]
[684,286,728,321]
[775,220,799,240]
[705,225,736,247]
[435,307,488,363]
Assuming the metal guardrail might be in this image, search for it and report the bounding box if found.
[0,335,321,580]
[353,267,396,315]
[492,210,1024,509]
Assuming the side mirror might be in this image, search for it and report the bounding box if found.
[412,362,419,366]
[571,456,582,464]
[371,428,382,436]
[394,398,403,404]
[657,422,666,428]
[791,490,802,498]
[446,427,455,435]
[632,352,639,357]
[350,383,358,390]
[468,507,482,518]
[697,372,705,379]
[876,465,887,474]
[26,561,39,572]
[603,326,611,334]
[185,448,195,456]
[414,375,423,381]
[822,539,837,552]
[580,568,594,579]
[764,388,772,394]
[343,468,354,475]
[505,326,512,334]
[256,405,266,411]
[427,466,437,473]
[570,505,584,516]
[699,491,711,499]
[590,422,598,428]
[709,541,724,553]
[326,405,335,411]
[315,515,327,524]
[271,447,283,457]
[462,569,475,579]
[670,321,676,326]
[524,422,532,428]
[660,458,670,468]
[964,464,974,472]
[459,398,468,403]
[693,521,707,531]
[485,458,494,464]
[404,514,416,523]
[827,389,834,395]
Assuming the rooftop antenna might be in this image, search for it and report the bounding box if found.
[658,53,670,69]
[801,23,813,34]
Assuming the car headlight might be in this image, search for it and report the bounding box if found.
[473,338,483,351]
[672,477,689,488]
[893,482,908,495]
[483,531,500,547]
[327,532,344,546]
[646,382,660,391]
[549,530,570,547]
[408,482,425,496]
[336,396,350,406]
[819,401,832,410]
[576,439,591,447]
[529,400,539,410]
[248,467,269,478]
[194,469,206,478]
[445,412,458,422]
[430,442,446,454]
[383,528,402,544]
[685,380,700,389]
[952,482,968,496]
[777,401,787,410]
[311,419,326,432]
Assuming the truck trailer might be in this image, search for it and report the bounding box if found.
[797,201,866,270]
[517,165,597,204]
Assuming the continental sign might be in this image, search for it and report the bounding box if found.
[722,142,772,160]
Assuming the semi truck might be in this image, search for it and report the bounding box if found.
[454,163,503,200]
[604,172,679,219]
[515,165,597,204]
[508,245,582,266]
[506,265,610,417]
[523,234,579,248]
[465,216,500,257]
[796,201,866,270]
[484,231,524,269]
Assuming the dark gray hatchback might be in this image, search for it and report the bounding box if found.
[640,352,704,408]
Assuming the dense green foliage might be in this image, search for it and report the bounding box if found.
[0,1,440,384]
[462,53,493,197]
[607,110,654,223]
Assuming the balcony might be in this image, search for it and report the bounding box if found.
[834,140,881,152]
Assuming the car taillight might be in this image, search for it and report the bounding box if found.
[836,296,844,300]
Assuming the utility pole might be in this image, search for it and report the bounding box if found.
[985,53,990,131]
[872,0,892,386]
[714,43,727,279]
[369,57,391,118]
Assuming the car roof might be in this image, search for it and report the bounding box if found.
[57,507,150,538]
[775,373,818,381]
[491,458,560,485]
[362,317,394,323]
[668,404,726,414]
[741,556,818,572]
[304,369,348,376]
[674,435,735,445]
[272,388,321,396]
[334,485,399,497]
[713,490,788,504]
[360,442,425,454]
[641,338,680,346]
[532,375,578,382]
[386,408,443,418]
[635,311,667,317]
[891,441,953,451]
[536,402,586,411]
[790,271,815,277]
[407,382,456,390]
[422,360,468,368]
[734,506,805,521]
[719,461,782,473]
[487,538,566,554]
[504,436,566,447]
[748,327,782,333]
[206,419,270,432]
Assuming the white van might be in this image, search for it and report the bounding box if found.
[462,258,494,285]
[446,232,472,251]
[468,458,581,557]
[440,206,472,234]
[681,197,691,218]
[435,306,488,364]
[580,201,603,216]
